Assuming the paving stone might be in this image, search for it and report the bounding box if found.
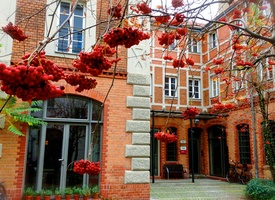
[150,178,248,200]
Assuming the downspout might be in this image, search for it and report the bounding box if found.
[250,73,258,178]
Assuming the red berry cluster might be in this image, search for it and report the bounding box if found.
[2,22,28,41]
[158,32,175,46]
[72,45,119,76]
[172,0,184,8]
[214,67,225,74]
[155,15,171,25]
[173,59,185,68]
[213,58,224,65]
[136,2,151,14]
[170,13,185,25]
[0,63,64,101]
[154,131,178,143]
[213,103,235,111]
[177,27,187,36]
[103,27,150,48]
[65,74,97,92]
[22,51,64,81]
[73,159,101,176]
[232,9,242,19]
[108,4,122,19]
[182,107,199,120]
[186,58,194,66]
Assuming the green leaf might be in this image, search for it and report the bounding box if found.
[7,125,24,136]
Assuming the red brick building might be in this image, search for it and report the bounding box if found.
[0,0,273,200]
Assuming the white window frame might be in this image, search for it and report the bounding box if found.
[262,58,274,81]
[188,38,199,53]
[169,39,179,51]
[211,77,219,97]
[209,32,217,49]
[57,2,84,54]
[44,0,96,58]
[189,79,201,99]
[234,72,246,91]
[262,2,271,17]
[165,76,178,97]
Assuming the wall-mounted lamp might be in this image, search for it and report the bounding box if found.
[194,118,200,124]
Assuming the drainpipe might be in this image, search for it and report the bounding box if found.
[250,74,258,178]
[190,118,195,183]
[152,110,155,183]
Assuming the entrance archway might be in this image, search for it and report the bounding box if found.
[208,125,228,177]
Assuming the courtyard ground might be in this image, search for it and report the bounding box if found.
[150,178,247,200]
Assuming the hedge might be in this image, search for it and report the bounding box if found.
[245,178,275,200]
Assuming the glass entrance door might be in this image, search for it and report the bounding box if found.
[208,126,228,177]
[38,123,88,190]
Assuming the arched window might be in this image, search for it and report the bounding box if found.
[237,124,251,164]
[25,95,102,190]
[166,127,177,161]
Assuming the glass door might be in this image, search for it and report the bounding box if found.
[208,126,228,177]
[38,123,88,190]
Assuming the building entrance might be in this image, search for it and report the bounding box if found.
[188,128,202,174]
[208,125,228,177]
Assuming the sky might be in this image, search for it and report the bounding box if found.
[151,0,220,22]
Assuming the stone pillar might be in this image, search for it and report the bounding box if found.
[125,0,151,184]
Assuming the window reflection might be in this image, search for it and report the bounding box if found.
[47,96,88,119]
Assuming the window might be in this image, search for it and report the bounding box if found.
[189,79,200,99]
[169,39,178,50]
[150,73,153,96]
[237,124,251,164]
[166,127,177,161]
[209,32,217,49]
[57,2,84,53]
[262,2,271,17]
[44,0,95,57]
[234,71,246,91]
[261,58,274,81]
[25,95,102,190]
[165,76,177,97]
[188,38,199,53]
[211,77,219,97]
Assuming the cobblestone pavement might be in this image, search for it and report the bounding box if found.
[150,178,248,200]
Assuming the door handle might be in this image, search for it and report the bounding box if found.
[58,158,64,161]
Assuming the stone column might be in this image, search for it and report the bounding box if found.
[124,0,151,184]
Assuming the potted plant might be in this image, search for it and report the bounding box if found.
[54,188,63,200]
[91,185,99,199]
[64,187,73,200]
[73,187,82,200]
[43,189,52,200]
[33,190,42,200]
[24,187,34,200]
[82,187,91,200]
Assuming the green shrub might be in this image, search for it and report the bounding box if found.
[245,178,275,200]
